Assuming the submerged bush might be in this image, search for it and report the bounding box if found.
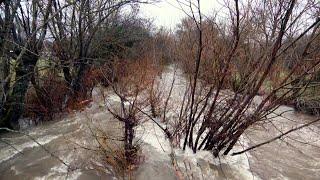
[24,72,68,121]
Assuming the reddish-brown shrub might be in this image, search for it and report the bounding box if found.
[24,74,68,121]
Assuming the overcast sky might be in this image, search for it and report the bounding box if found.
[139,0,222,29]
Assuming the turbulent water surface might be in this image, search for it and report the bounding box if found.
[0,66,319,180]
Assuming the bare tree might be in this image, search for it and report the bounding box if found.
[49,0,150,105]
[0,0,54,129]
[0,0,152,129]
[169,0,320,156]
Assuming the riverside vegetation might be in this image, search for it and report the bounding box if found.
[0,0,320,179]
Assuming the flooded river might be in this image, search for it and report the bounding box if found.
[0,66,319,180]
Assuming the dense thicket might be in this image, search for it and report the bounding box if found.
[0,0,160,129]
[170,0,320,155]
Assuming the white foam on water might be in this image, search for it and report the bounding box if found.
[10,165,22,175]
[34,152,83,180]
[173,137,259,179]
[0,134,61,164]
[136,120,171,153]
[132,65,262,179]
[106,94,130,106]
[34,164,82,180]
[136,118,260,179]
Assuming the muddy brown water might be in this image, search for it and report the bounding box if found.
[0,67,320,180]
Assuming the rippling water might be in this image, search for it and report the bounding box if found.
[0,66,319,180]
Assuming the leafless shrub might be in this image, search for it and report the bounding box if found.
[93,126,143,179]
[167,0,320,157]
[148,78,163,118]
[24,71,68,121]
[101,56,162,169]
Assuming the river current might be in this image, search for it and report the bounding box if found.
[0,66,319,180]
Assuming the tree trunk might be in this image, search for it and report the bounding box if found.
[124,117,135,164]
[0,49,38,129]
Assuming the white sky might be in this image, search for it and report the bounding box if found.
[140,0,222,29]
